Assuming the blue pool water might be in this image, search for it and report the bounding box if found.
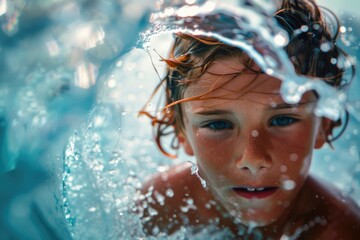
[1,0,360,239]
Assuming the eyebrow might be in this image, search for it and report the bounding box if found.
[192,101,315,115]
[193,109,233,116]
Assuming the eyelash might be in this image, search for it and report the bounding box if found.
[269,115,299,127]
[200,115,299,131]
[201,120,234,131]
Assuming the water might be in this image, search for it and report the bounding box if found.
[144,0,353,121]
[189,161,207,188]
[1,0,360,239]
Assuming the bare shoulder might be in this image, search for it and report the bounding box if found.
[138,162,216,235]
[305,176,360,239]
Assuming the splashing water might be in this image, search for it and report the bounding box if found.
[41,0,360,239]
[1,0,360,240]
[0,0,151,239]
[189,161,207,188]
[143,0,354,121]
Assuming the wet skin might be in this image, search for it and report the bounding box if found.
[140,57,360,238]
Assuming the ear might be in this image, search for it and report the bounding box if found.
[315,118,332,149]
[178,132,194,156]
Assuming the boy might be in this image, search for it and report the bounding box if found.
[138,0,360,238]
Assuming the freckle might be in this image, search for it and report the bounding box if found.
[289,153,298,161]
[251,130,259,137]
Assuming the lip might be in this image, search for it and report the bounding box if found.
[232,186,278,199]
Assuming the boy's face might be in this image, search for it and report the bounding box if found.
[180,57,328,226]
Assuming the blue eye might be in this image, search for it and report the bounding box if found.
[270,116,297,127]
[204,120,233,130]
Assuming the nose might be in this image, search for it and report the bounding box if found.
[235,130,272,174]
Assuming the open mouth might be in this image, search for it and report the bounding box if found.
[232,186,278,199]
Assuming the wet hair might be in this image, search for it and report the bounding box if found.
[140,0,354,158]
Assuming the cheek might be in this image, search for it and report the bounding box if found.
[274,119,317,154]
[189,128,234,171]
[271,126,316,178]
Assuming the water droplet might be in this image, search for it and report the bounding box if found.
[186,198,194,205]
[88,207,97,212]
[320,42,332,52]
[154,191,165,205]
[330,58,337,65]
[148,206,158,216]
[301,25,309,32]
[274,32,289,46]
[185,0,196,4]
[251,130,259,138]
[289,153,298,161]
[107,79,117,88]
[116,60,123,67]
[313,23,320,30]
[152,226,160,235]
[280,165,287,173]
[189,161,207,188]
[283,180,296,190]
[165,188,174,197]
[180,206,189,212]
[340,26,346,33]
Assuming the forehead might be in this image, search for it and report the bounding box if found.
[183,57,284,105]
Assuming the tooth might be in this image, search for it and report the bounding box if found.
[257,187,265,191]
[247,187,255,191]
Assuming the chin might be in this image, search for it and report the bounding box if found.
[227,205,284,228]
